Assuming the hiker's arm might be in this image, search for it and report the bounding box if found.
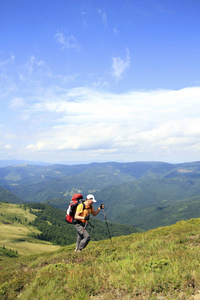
[74,211,85,221]
[92,204,104,216]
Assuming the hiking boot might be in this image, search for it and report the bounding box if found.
[75,248,82,253]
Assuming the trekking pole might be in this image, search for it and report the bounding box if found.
[102,208,112,244]
[83,221,87,232]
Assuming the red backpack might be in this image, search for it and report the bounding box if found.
[65,193,85,224]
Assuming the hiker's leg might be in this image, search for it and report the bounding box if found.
[73,223,90,250]
[78,229,90,250]
[76,230,82,249]
[74,223,82,249]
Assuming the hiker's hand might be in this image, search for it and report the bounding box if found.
[84,215,90,221]
[100,204,104,209]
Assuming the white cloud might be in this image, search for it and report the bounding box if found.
[1,77,200,163]
[13,86,199,162]
[98,9,107,27]
[0,53,15,69]
[55,32,78,50]
[26,142,45,151]
[111,49,130,80]
[18,56,49,82]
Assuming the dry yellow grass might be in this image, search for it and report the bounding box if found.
[0,202,61,255]
[0,202,36,222]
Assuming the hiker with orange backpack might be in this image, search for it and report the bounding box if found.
[73,194,104,252]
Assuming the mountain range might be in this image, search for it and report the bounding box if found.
[1,160,200,230]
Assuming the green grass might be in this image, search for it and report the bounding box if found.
[0,246,19,259]
[0,202,61,255]
[1,218,200,299]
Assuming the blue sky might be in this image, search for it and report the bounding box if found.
[0,0,200,164]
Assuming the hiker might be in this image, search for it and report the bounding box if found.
[73,194,104,252]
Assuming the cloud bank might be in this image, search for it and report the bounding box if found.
[1,52,200,164]
[1,80,200,163]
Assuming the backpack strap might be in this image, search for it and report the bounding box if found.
[73,202,85,224]
[83,203,94,228]
[73,202,94,227]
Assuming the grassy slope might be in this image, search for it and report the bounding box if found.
[0,202,60,255]
[1,218,200,299]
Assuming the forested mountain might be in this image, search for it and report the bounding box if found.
[1,160,200,230]
[95,176,200,229]
[0,185,24,204]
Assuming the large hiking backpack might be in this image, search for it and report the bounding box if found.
[65,193,85,224]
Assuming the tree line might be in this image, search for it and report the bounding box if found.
[25,203,141,246]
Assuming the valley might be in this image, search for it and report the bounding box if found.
[1,160,200,231]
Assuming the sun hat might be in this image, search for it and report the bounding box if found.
[86,194,97,202]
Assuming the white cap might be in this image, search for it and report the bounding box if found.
[86,194,97,202]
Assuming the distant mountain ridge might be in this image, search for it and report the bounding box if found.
[1,160,200,231]
[0,159,51,167]
[0,185,24,204]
